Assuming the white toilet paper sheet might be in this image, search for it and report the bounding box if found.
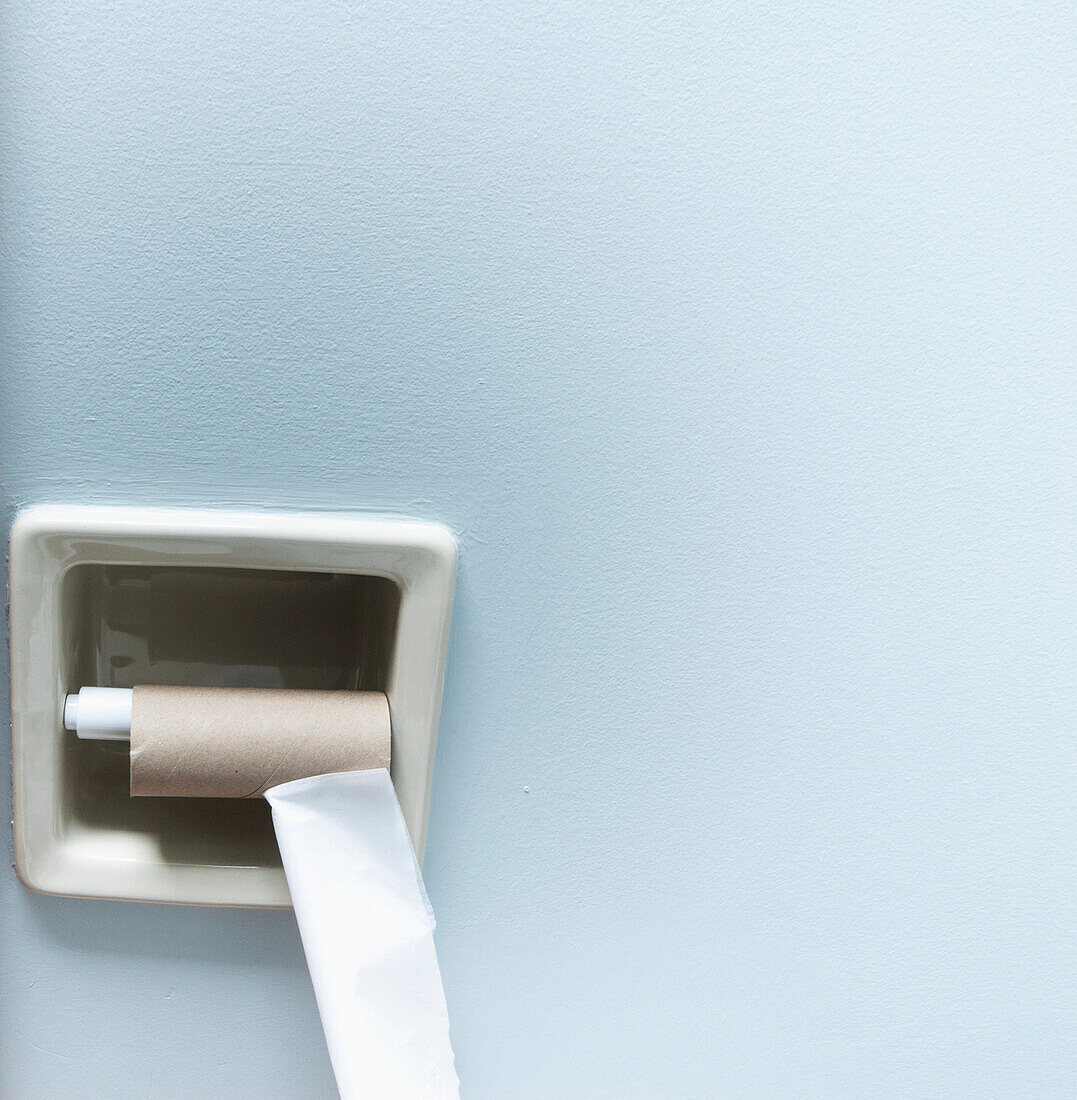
[266,769,459,1100]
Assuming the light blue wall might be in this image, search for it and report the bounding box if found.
[1,2,1073,1096]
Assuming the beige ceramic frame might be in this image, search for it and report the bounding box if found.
[9,505,456,907]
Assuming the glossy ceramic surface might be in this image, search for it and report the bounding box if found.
[9,506,456,906]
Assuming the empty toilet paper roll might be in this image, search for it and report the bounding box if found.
[129,686,390,798]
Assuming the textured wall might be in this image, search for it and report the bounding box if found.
[1,2,1074,1096]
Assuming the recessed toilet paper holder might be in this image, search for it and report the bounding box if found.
[9,505,457,907]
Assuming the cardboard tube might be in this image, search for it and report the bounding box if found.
[130,686,390,798]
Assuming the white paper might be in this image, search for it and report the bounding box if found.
[266,769,459,1100]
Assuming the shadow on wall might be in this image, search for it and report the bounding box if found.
[18,888,308,971]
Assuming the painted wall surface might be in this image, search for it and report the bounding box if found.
[1,3,1073,1096]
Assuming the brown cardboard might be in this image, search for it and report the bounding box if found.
[130,686,391,798]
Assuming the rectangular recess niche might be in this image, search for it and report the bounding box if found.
[10,506,456,906]
[62,564,402,872]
